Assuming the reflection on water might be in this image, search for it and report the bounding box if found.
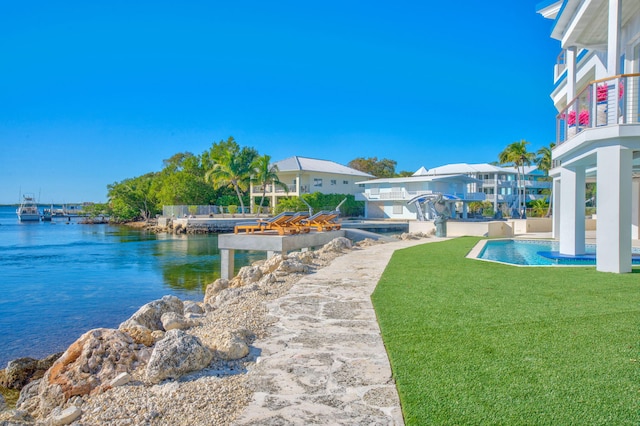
[0,206,266,366]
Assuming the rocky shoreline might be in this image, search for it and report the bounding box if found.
[0,232,430,425]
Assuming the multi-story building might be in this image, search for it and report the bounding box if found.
[249,156,373,210]
[355,171,484,220]
[356,163,550,221]
[422,163,551,214]
[537,0,640,273]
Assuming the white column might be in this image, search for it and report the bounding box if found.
[607,0,622,76]
[596,146,632,273]
[559,166,585,255]
[494,172,499,212]
[552,177,561,239]
[632,179,640,239]
[566,47,577,101]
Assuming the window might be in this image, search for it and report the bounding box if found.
[343,180,349,185]
[393,204,403,215]
[313,178,323,187]
[330,179,337,185]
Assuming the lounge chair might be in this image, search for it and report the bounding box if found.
[234,211,297,235]
[302,210,341,231]
[262,211,301,235]
[286,212,311,233]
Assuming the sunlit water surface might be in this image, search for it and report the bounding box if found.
[0,206,263,366]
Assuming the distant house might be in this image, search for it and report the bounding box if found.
[421,163,551,214]
[249,156,374,210]
[356,172,484,220]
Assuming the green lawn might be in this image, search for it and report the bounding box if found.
[372,237,640,425]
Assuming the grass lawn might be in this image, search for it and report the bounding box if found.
[372,237,639,425]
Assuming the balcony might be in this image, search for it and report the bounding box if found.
[251,183,297,195]
[362,189,485,202]
[556,74,640,146]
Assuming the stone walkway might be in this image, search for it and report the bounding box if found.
[234,238,439,425]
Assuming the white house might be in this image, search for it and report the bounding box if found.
[356,172,484,220]
[421,163,551,215]
[537,0,640,273]
[249,156,374,210]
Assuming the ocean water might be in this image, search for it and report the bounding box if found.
[0,206,264,367]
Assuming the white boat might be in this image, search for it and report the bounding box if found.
[16,194,41,222]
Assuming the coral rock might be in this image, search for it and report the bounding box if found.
[119,295,184,332]
[145,330,213,384]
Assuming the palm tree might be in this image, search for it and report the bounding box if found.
[251,154,288,213]
[536,143,555,217]
[498,140,536,217]
[205,149,253,216]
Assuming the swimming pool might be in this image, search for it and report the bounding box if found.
[476,239,640,266]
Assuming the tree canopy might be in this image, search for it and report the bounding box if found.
[348,157,397,178]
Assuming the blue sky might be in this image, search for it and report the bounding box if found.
[0,1,559,204]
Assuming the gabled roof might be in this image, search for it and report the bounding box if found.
[356,174,481,185]
[419,163,541,176]
[272,156,374,177]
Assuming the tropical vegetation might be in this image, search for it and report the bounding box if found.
[498,140,536,217]
[106,136,369,222]
[348,157,397,178]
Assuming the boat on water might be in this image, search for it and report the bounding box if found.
[41,207,53,221]
[16,194,41,222]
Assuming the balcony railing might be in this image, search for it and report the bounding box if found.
[251,183,296,195]
[556,73,640,145]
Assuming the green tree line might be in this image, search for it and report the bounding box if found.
[104,138,395,222]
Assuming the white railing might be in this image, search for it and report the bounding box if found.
[557,74,640,145]
[251,184,296,195]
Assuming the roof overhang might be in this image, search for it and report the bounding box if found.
[551,0,640,50]
[356,174,481,185]
[536,0,563,19]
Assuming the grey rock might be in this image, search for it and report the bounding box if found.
[203,279,229,305]
[212,330,250,360]
[119,295,184,332]
[109,372,131,388]
[145,330,213,384]
[2,352,62,390]
[161,312,193,331]
[183,300,204,315]
[49,405,82,425]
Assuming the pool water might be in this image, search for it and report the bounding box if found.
[477,239,640,266]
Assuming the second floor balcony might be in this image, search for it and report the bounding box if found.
[362,189,486,202]
[556,74,640,146]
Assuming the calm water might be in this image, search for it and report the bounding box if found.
[479,240,570,265]
[0,206,264,367]
[479,239,640,266]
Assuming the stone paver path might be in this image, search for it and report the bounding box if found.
[234,238,438,425]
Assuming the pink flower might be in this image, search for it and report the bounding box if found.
[596,82,624,102]
[566,110,589,126]
[578,109,589,125]
[596,85,608,102]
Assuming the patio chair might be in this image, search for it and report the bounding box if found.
[262,211,301,235]
[285,211,311,233]
[234,211,296,235]
[302,210,341,231]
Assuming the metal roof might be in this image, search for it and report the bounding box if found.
[416,163,541,176]
[356,174,481,185]
[272,156,374,177]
